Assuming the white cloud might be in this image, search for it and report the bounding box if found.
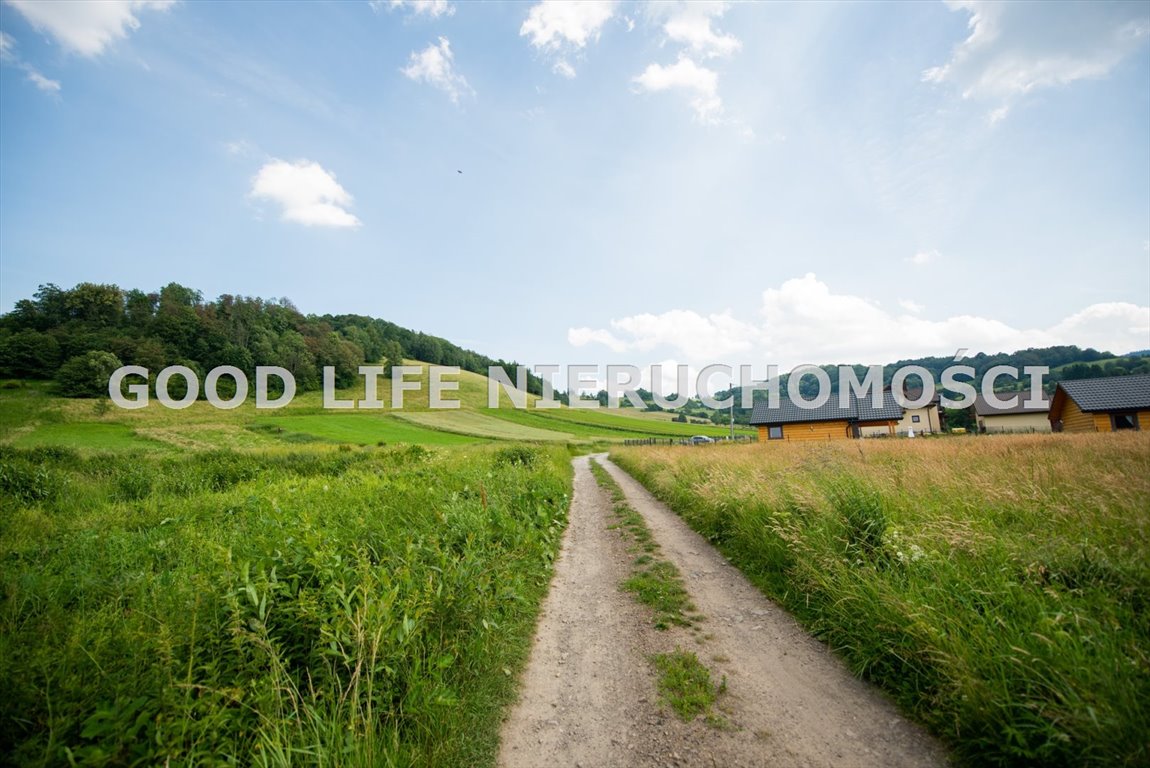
[570,307,761,361]
[401,37,473,104]
[552,59,576,79]
[375,0,454,19]
[25,69,61,93]
[4,0,175,57]
[632,3,744,126]
[520,0,615,76]
[906,249,939,266]
[655,1,741,58]
[569,273,1150,370]
[225,139,258,158]
[899,299,926,314]
[0,30,62,94]
[1048,302,1150,352]
[249,159,361,229]
[924,1,1150,119]
[632,56,723,123]
[568,326,629,353]
[521,0,615,50]
[987,104,1010,124]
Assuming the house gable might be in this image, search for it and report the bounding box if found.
[1050,374,1150,433]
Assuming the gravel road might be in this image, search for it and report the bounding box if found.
[497,454,948,768]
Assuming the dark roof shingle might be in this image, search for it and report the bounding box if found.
[750,390,903,425]
[973,393,1050,417]
[1057,374,1150,412]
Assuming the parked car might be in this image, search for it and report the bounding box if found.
[690,435,714,444]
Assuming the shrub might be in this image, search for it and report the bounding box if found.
[55,351,122,398]
[494,445,538,468]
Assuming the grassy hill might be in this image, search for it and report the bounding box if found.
[0,362,746,452]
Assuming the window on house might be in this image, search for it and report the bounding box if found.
[768,426,783,440]
[911,415,921,423]
[1112,413,1139,431]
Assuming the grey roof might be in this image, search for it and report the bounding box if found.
[750,390,903,425]
[1056,374,1150,412]
[973,393,1050,417]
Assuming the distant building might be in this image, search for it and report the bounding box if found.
[884,386,942,436]
[1049,374,1150,433]
[750,390,903,442]
[974,393,1051,433]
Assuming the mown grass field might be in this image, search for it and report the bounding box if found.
[613,434,1150,767]
[0,441,571,766]
[0,364,739,453]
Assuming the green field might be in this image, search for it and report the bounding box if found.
[10,371,1143,766]
[257,414,484,446]
[0,371,741,766]
[0,367,742,453]
[395,410,574,442]
[613,434,1150,767]
[0,441,571,766]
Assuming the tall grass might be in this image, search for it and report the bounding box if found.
[0,443,570,766]
[613,433,1150,767]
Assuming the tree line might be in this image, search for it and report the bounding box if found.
[0,282,547,398]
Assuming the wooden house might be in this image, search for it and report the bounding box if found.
[750,390,904,442]
[1049,374,1150,433]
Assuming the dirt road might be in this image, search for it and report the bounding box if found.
[497,454,949,768]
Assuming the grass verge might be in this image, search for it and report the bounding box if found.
[613,434,1150,767]
[0,442,571,767]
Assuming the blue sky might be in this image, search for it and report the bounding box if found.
[2,0,1148,382]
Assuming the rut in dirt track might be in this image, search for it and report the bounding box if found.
[498,454,948,768]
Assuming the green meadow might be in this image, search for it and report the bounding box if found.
[0,362,740,453]
[11,367,1146,767]
[1,440,571,766]
[0,367,737,766]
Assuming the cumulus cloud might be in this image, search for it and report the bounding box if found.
[632,56,722,123]
[4,0,175,57]
[249,159,361,229]
[924,1,1150,120]
[0,30,61,93]
[374,0,454,18]
[654,1,741,58]
[899,299,926,314]
[570,307,762,361]
[401,37,473,103]
[1048,302,1150,350]
[632,2,743,125]
[520,0,616,77]
[569,273,1150,370]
